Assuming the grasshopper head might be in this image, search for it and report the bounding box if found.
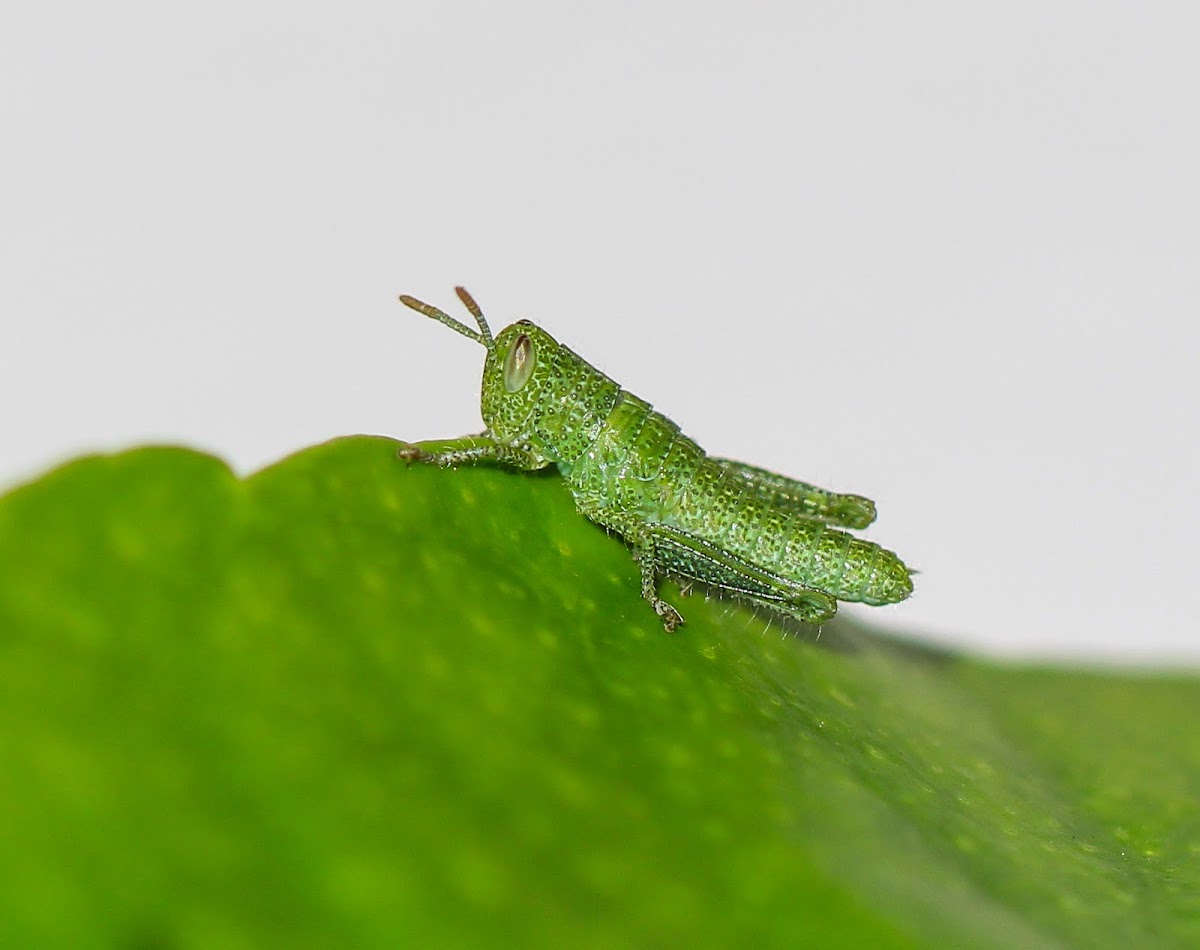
[398,287,558,445]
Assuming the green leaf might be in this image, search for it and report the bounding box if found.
[0,436,1196,948]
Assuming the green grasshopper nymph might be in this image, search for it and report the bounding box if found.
[397,287,913,632]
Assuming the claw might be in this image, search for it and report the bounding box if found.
[657,601,684,633]
[396,442,433,464]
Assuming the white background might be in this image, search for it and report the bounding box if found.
[3,3,1197,664]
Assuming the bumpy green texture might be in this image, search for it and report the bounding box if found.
[0,436,1197,948]
[398,290,912,631]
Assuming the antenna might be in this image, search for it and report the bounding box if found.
[398,286,494,349]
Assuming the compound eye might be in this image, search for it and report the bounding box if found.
[503,333,535,392]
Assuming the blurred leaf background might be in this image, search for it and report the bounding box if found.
[0,437,1196,947]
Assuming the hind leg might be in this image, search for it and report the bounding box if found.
[777,588,838,625]
[710,458,876,529]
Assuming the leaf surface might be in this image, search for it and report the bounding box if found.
[0,437,1196,947]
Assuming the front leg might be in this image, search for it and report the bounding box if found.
[397,434,550,471]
